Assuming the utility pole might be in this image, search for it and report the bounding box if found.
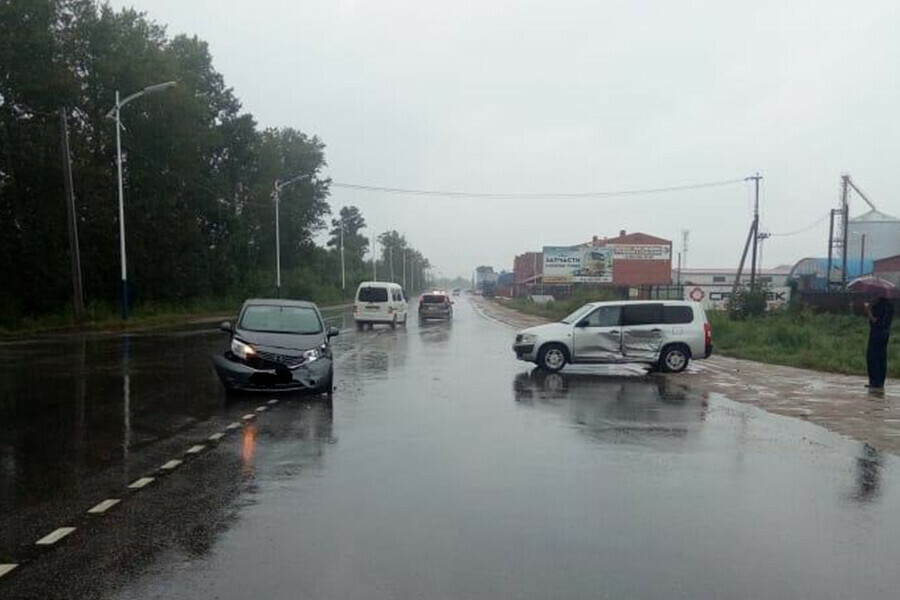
[372,236,377,281]
[389,244,394,282]
[840,175,850,289]
[339,219,345,291]
[747,173,762,289]
[59,108,84,319]
[860,233,866,276]
[681,229,690,273]
[402,249,407,288]
[676,252,682,286]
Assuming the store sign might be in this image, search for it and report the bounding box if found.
[543,246,613,283]
[683,285,791,310]
[609,244,671,261]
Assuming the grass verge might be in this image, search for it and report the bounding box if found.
[0,297,353,340]
[708,310,899,378]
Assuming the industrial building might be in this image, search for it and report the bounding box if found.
[874,254,900,287]
[512,230,673,297]
[846,209,900,265]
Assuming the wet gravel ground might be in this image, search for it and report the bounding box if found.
[1,300,900,599]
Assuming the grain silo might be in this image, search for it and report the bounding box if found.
[846,209,900,264]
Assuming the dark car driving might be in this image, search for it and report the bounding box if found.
[212,299,338,394]
[418,291,453,321]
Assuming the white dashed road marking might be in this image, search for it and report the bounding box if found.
[208,432,225,441]
[242,413,256,421]
[186,445,205,454]
[35,527,76,546]
[87,499,120,515]
[267,398,279,405]
[160,459,183,471]
[226,422,241,430]
[255,406,268,413]
[128,477,154,489]
[0,564,17,579]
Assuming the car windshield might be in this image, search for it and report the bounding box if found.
[560,304,595,324]
[239,305,322,334]
[358,287,388,302]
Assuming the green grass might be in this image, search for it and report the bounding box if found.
[0,295,352,339]
[708,310,900,378]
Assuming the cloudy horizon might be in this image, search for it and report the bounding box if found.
[109,0,900,278]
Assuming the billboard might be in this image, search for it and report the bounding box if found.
[609,244,671,261]
[543,246,613,283]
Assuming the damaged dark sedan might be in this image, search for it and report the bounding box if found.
[213,299,338,394]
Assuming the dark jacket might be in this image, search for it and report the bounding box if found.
[870,299,894,336]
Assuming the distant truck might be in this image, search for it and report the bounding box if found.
[482,281,496,298]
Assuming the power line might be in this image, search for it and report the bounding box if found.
[768,213,829,237]
[330,177,746,199]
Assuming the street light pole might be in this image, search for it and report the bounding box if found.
[106,81,176,319]
[340,219,346,291]
[273,184,281,296]
[270,173,309,297]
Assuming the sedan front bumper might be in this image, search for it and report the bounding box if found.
[212,353,332,393]
[513,342,536,361]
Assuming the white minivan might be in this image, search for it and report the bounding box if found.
[353,282,409,329]
[512,300,712,373]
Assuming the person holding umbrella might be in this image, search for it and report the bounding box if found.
[864,295,893,391]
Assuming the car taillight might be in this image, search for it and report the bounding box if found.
[704,322,711,345]
[353,305,358,315]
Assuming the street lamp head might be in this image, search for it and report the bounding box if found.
[144,81,177,94]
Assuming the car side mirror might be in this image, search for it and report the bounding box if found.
[219,321,232,333]
[327,326,340,338]
[575,320,589,328]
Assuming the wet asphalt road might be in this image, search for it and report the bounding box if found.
[2,299,900,599]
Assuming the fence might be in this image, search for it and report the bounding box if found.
[796,291,899,315]
[513,283,682,302]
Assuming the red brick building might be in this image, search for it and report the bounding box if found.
[874,254,900,286]
[581,230,673,286]
[513,251,543,285]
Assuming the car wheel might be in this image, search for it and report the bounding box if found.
[320,367,334,396]
[390,317,397,330]
[356,321,364,331]
[537,343,568,372]
[660,344,690,373]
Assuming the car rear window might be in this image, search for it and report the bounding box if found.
[239,305,322,334]
[663,305,694,324]
[358,286,388,302]
[422,294,448,304]
[622,303,663,326]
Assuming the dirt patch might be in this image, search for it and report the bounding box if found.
[472,296,900,455]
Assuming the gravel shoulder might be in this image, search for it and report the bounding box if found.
[471,295,900,455]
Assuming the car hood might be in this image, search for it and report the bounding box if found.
[518,322,571,338]
[233,329,324,352]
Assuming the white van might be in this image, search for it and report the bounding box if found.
[512,300,712,373]
[353,282,409,329]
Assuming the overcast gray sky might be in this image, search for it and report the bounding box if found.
[111,0,900,278]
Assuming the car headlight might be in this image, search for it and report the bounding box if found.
[517,333,537,344]
[231,338,256,360]
[301,346,324,363]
